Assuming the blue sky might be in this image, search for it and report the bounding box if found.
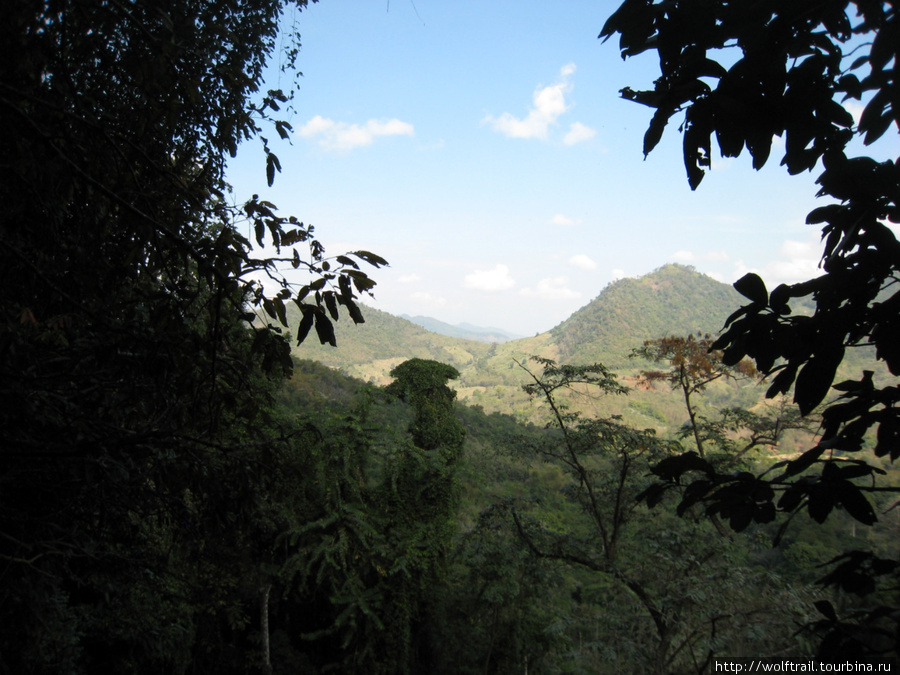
[227,0,898,337]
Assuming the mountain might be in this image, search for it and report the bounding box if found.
[286,265,750,416]
[400,315,523,343]
[287,303,495,384]
[550,264,744,368]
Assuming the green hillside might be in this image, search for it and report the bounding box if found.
[287,303,494,384]
[283,264,764,431]
[290,264,741,379]
[550,264,744,368]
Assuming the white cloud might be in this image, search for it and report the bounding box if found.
[483,64,576,140]
[569,254,597,270]
[411,291,446,307]
[611,269,625,280]
[550,214,574,226]
[297,115,415,151]
[563,121,596,146]
[670,250,730,263]
[398,273,422,283]
[463,264,515,292]
[520,277,580,300]
[732,238,824,286]
[845,100,865,125]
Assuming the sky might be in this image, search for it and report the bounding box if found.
[226,0,899,337]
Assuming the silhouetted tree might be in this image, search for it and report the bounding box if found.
[0,1,383,671]
[602,0,899,659]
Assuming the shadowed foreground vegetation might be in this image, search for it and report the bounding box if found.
[2,0,898,671]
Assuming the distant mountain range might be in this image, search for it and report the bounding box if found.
[399,315,523,344]
[288,264,744,386]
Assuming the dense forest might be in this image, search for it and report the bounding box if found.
[1,0,898,673]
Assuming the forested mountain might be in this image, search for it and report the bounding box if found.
[551,264,744,367]
[291,264,742,381]
[285,265,760,424]
[287,302,495,382]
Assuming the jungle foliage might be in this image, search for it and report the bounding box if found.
[0,0,382,671]
[602,0,900,659]
[2,0,898,672]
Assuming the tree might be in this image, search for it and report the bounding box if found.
[632,333,758,458]
[380,359,466,672]
[505,358,809,673]
[601,0,899,659]
[633,334,818,466]
[0,1,384,671]
[277,359,465,674]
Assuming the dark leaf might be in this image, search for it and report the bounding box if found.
[778,482,809,513]
[314,312,336,347]
[766,365,798,398]
[794,345,844,415]
[859,91,892,145]
[875,411,900,460]
[721,304,750,328]
[636,483,668,508]
[266,152,281,187]
[324,292,339,321]
[727,506,753,532]
[755,501,776,524]
[676,479,711,516]
[296,308,315,345]
[275,120,292,140]
[806,204,843,225]
[733,273,767,304]
[837,482,877,526]
[644,107,670,157]
[785,446,825,477]
[808,484,835,524]
[254,219,265,247]
[273,297,287,327]
[344,299,365,324]
[650,452,713,482]
[353,250,389,268]
[849,56,868,71]
[338,274,353,302]
[335,255,360,269]
[814,600,837,622]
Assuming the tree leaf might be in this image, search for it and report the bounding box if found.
[266,152,281,187]
[324,292,339,321]
[794,345,844,415]
[814,600,837,622]
[837,482,877,525]
[314,312,336,347]
[352,250,389,268]
[296,307,315,345]
[733,273,767,304]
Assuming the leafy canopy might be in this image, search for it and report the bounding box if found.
[0,0,386,670]
[601,0,899,658]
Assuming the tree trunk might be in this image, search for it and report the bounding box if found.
[260,583,273,675]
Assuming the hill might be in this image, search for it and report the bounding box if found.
[550,264,744,368]
[287,304,494,384]
[290,264,743,379]
[285,264,762,429]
